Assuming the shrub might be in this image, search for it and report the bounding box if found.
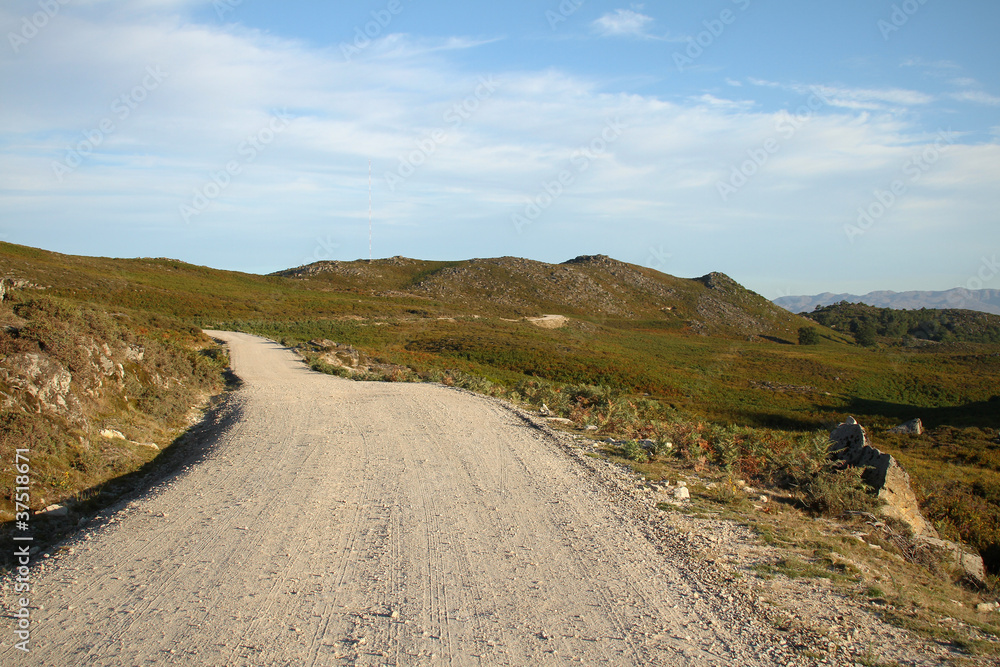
[648,437,675,460]
[798,326,820,345]
[767,432,882,515]
[855,323,878,347]
[620,440,649,463]
[921,482,1000,574]
[309,358,351,377]
[802,464,883,516]
[0,295,226,521]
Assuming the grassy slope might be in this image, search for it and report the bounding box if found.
[0,289,227,520]
[4,241,997,430]
[3,241,1000,569]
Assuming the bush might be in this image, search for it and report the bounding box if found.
[0,295,226,520]
[309,358,351,377]
[620,440,649,463]
[921,482,1000,574]
[768,432,882,515]
[802,464,883,515]
[798,326,820,345]
[647,437,675,460]
[855,323,878,347]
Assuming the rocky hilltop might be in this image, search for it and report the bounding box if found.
[277,254,803,339]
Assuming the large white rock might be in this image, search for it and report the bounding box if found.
[830,417,987,584]
[889,418,923,435]
[829,417,937,538]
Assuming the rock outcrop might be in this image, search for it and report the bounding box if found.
[0,352,83,424]
[889,418,923,435]
[829,417,935,537]
[308,339,363,370]
[920,536,987,582]
[830,417,986,583]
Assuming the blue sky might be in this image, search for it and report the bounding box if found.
[1,0,998,298]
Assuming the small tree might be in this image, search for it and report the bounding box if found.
[798,326,820,345]
[855,323,877,347]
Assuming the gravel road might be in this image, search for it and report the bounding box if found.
[2,331,794,666]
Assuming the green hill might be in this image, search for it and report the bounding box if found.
[3,241,1000,574]
[276,254,802,336]
[805,300,1000,345]
[3,241,998,430]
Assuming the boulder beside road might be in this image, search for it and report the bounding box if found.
[830,417,986,583]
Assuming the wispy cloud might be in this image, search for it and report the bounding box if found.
[362,35,505,60]
[749,79,935,111]
[898,58,1000,106]
[900,57,961,73]
[949,90,1000,106]
[592,8,655,38]
[689,94,754,111]
[812,84,935,110]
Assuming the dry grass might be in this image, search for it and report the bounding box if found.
[627,453,1000,658]
[0,294,227,521]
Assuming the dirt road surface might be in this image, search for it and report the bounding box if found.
[2,331,791,666]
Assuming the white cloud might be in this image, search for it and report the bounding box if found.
[948,90,1000,106]
[592,9,654,38]
[689,94,755,111]
[897,59,999,107]
[819,85,935,110]
[363,34,505,60]
[749,79,935,111]
[0,4,997,293]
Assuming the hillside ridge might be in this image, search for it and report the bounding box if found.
[276,253,801,337]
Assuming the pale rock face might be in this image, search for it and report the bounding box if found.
[920,536,987,582]
[830,417,987,583]
[0,352,83,423]
[40,503,69,517]
[310,340,363,370]
[829,418,935,537]
[99,354,115,375]
[889,418,923,435]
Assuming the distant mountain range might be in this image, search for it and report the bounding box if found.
[774,289,1000,316]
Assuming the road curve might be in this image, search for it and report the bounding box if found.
[3,331,783,666]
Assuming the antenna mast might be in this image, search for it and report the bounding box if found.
[368,159,372,262]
